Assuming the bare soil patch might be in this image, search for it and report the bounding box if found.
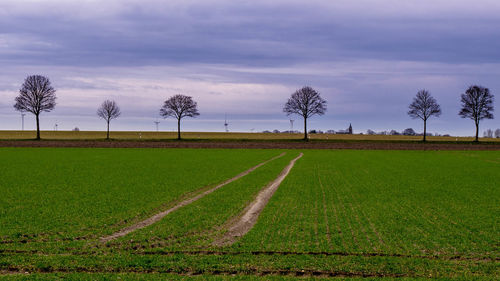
[99,153,286,243]
[214,153,303,246]
[1,139,500,150]
[0,266,408,278]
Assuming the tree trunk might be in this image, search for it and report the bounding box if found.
[106,120,110,140]
[35,114,40,140]
[475,120,479,142]
[177,118,181,140]
[303,116,308,141]
[423,119,427,142]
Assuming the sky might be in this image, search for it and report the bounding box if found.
[1,0,499,136]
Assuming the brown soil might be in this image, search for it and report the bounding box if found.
[214,153,303,246]
[2,248,495,262]
[99,153,286,243]
[0,266,408,278]
[1,140,500,150]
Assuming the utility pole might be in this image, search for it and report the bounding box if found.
[21,113,25,131]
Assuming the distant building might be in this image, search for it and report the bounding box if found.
[336,123,353,134]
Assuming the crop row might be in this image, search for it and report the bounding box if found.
[234,150,499,260]
[0,148,279,241]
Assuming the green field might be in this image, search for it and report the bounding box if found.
[1,130,500,142]
[0,148,498,279]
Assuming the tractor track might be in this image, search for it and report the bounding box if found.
[99,152,286,242]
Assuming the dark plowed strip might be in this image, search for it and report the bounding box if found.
[99,153,286,242]
[1,140,499,150]
[1,249,496,262]
[0,267,409,278]
[214,153,303,246]
[140,250,499,262]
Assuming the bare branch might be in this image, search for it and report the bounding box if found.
[13,75,57,140]
[459,85,494,141]
[97,100,121,140]
[97,100,121,122]
[160,94,200,139]
[283,86,327,140]
[408,89,442,121]
[407,89,441,142]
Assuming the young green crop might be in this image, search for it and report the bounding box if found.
[0,148,278,240]
[235,150,500,260]
[117,152,299,250]
[1,148,498,279]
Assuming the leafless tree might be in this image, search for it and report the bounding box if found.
[283,86,327,140]
[495,129,500,138]
[403,128,416,136]
[160,94,200,140]
[97,100,121,140]
[407,89,442,141]
[459,85,494,142]
[483,129,493,138]
[14,75,57,140]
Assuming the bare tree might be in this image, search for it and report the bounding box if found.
[13,75,56,140]
[459,85,494,142]
[483,129,493,138]
[402,128,416,136]
[283,86,327,140]
[407,89,441,142]
[495,129,500,138]
[97,100,121,140]
[160,94,200,140]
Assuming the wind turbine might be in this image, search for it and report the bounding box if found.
[224,114,229,132]
[21,113,25,131]
[154,119,160,132]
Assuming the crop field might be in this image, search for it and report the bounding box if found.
[1,130,500,142]
[0,148,498,280]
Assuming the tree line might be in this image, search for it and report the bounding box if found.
[13,74,495,141]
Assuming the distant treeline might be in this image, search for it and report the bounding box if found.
[11,75,496,141]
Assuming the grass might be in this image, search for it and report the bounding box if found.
[0,148,278,240]
[235,150,499,259]
[0,148,498,279]
[1,130,499,142]
[119,152,299,250]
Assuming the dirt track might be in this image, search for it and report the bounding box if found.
[99,152,286,243]
[214,153,303,246]
[1,140,500,150]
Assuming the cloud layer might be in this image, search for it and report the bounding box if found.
[0,0,499,134]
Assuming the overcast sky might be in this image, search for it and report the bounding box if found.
[1,0,499,135]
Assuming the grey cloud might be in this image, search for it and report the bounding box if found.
[2,0,500,68]
[1,1,499,135]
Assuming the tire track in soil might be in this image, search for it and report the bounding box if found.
[0,267,410,278]
[1,249,496,262]
[99,152,286,243]
[213,153,303,246]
